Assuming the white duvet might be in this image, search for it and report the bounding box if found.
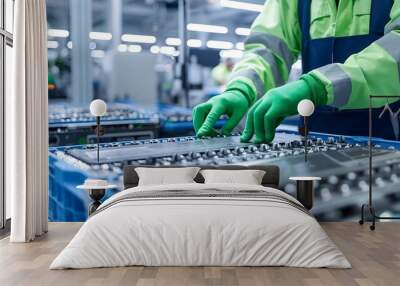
[50,183,351,269]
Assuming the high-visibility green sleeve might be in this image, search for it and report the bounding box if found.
[225,0,301,106]
[310,0,400,109]
[211,63,231,85]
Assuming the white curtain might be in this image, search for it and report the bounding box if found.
[8,0,48,242]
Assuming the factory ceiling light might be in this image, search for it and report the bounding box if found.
[220,0,264,12]
[67,41,73,49]
[47,41,59,49]
[89,32,113,41]
[187,39,202,48]
[220,49,244,59]
[166,37,182,46]
[187,23,228,34]
[235,27,251,36]
[206,40,233,50]
[150,45,160,54]
[48,29,69,38]
[118,44,128,52]
[160,46,176,56]
[121,34,157,44]
[128,45,142,53]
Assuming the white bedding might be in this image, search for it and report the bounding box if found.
[50,183,351,269]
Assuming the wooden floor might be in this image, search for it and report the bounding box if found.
[0,222,399,286]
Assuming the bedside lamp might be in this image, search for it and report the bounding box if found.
[297,99,315,162]
[90,99,107,164]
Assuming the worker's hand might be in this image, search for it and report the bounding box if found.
[240,79,318,143]
[193,91,249,137]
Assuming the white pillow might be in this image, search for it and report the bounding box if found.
[200,169,266,185]
[136,167,200,186]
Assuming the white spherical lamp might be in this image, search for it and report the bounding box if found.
[297,99,314,163]
[90,99,107,117]
[89,99,107,164]
[297,99,315,117]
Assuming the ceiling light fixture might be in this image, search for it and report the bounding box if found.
[187,39,202,47]
[118,44,128,52]
[187,23,228,34]
[128,44,142,53]
[160,46,176,56]
[121,34,157,44]
[150,45,160,54]
[47,41,59,49]
[220,0,264,12]
[206,40,233,50]
[220,49,243,59]
[48,29,69,38]
[166,37,182,46]
[89,32,113,41]
[235,27,251,36]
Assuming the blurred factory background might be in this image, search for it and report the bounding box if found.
[46,0,276,108]
[45,0,400,223]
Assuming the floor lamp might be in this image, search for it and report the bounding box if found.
[359,95,400,230]
[89,99,107,163]
[297,99,315,162]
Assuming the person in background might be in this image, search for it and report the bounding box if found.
[189,55,204,89]
[211,57,234,87]
[193,0,400,142]
[188,55,206,107]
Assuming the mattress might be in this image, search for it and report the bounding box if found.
[50,183,351,269]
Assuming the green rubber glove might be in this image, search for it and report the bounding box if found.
[193,90,250,137]
[240,74,328,143]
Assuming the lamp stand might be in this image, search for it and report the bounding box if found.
[88,188,106,215]
[359,95,400,230]
[304,116,308,162]
[96,116,100,164]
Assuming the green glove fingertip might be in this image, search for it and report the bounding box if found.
[253,136,265,144]
[198,128,219,138]
[240,133,252,142]
[264,132,276,143]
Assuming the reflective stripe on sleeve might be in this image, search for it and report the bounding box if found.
[375,32,400,80]
[230,69,266,98]
[252,47,285,86]
[245,32,295,71]
[385,18,400,34]
[316,64,352,108]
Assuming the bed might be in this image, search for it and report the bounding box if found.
[50,165,350,269]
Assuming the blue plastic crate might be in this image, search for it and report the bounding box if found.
[48,150,122,222]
